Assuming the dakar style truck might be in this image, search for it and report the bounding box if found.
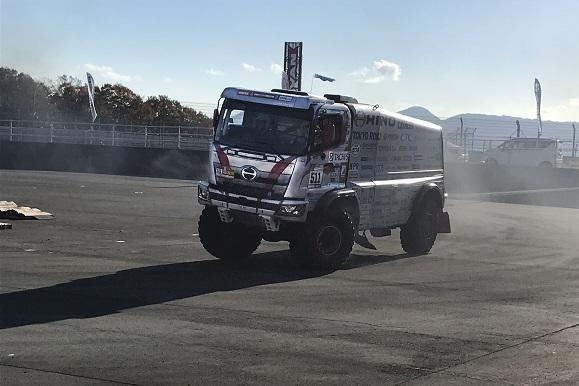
[197,87,451,270]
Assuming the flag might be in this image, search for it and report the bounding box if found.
[534,78,542,137]
[86,72,98,122]
[314,73,335,82]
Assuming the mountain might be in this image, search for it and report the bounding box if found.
[398,106,577,153]
[397,106,442,126]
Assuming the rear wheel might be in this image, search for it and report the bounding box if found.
[198,207,262,260]
[290,208,354,271]
[400,197,441,255]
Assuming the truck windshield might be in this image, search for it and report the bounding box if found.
[215,99,312,155]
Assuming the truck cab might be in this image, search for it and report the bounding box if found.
[198,87,450,270]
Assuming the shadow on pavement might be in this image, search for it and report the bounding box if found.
[0,250,407,330]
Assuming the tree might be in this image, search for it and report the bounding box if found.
[0,67,211,126]
[0,67,52,120]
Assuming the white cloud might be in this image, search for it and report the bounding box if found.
[204,68,224,76]
[373,59,401,81]
[350,58,401,83]
[270,63,283,74]
[242,63,261,72]
[363,76,385,84]
[84,63,132,82]
[569,98,579,108]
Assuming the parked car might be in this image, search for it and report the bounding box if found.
[483,138,562,167]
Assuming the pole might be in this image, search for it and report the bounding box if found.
[178,126,181,149]
[10,120,13,142]
[459,117,464,146]
[573,123,577,158]
[516,120,520,138]
[310,75,314,93]
[112,124,115,146]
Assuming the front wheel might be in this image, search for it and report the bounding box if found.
[400,198,441,255]
[198,207,262,260]
[290,208,354,271]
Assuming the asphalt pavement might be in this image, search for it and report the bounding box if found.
[1,170,578,385]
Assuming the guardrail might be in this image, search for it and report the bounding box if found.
[0,120,214,150]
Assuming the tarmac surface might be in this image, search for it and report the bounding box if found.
[1,170,578,385]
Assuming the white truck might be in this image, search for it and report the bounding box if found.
[197,88,451,270]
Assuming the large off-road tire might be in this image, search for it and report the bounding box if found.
[198,207,261,260]
[290,208,355,271]
[400,197,441,255]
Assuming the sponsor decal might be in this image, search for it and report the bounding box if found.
[216,166,234,179]
[354,114,397,128]
[397,122,414,130]
[352,131,381,141]
[328,151,349,162]
[354,112,366,127]
[351,144,360,154]
[378,144,397,152]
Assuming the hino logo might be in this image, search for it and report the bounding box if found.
[241,166,258,181]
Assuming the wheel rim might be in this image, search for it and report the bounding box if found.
[316,225,342,256]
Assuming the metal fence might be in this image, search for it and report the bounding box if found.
[1,119,575,158]
[0,120,214,150]
[447,134,576,157]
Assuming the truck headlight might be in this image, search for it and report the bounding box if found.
[277,203,306,217]
[198,185,210,201]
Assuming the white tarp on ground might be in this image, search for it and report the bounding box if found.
[0,201,54,220]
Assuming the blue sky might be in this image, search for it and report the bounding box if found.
[1,0,578,120]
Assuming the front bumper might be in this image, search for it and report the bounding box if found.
[198,182,308,230]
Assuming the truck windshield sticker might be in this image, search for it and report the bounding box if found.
[236,90,294,103]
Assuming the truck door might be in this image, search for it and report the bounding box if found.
[308,106,351,194]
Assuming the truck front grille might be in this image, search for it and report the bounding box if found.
[217,181,284,199]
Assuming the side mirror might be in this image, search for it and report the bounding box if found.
[212,109,219,130]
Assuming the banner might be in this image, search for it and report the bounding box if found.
[284,42,303,91]
[314,73,335,82]
[86,72,98,122]
[534,78,542,137]
[281,71,289,89]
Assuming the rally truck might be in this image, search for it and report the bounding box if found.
[197,88,451,270]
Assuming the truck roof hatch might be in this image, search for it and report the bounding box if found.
[324,94,359,104]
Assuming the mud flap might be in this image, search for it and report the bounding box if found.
[438,212,451,233]
[354,232,377,250]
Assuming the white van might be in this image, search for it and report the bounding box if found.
[483,138,562,167]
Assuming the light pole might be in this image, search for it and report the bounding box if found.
[573,123,577,158]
